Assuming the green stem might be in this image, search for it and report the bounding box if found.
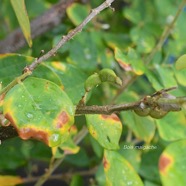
[34,126,88,186]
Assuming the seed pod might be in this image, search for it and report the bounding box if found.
[149,107,168,119]
[84,73,101,92]
[134,102,150,117]
[134,107,151,117]
[99,68,122,86]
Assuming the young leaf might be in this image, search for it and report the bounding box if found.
[84,73,101,92]
[99,68,122,86]
[10,0,32,47]
[175,54,186,70]
[103,150,143,186]
[86,114,122,150]
[3,77,75,147]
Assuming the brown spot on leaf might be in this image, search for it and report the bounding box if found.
[18,127,49,145]
[103,156,110,171]
[159,154,173,174]
[101,114,120,121]
[56,111,69,129]
[118,60,132,71]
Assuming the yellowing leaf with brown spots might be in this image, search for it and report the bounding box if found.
[3,77,75,147]
[86,114,122,150]
[103,150,143,186]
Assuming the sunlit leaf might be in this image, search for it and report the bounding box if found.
[156,111,186,141]
[10,0,32,47]
[103,150,143,186]
[175,54,186,70]
[86,114,122,150]
[159,139,186,186]
[3,77,75,147]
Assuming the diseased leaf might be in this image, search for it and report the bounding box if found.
[159,139,186,186]
[3,77,75,147]
[103,150,143,186]
[10,0,32,47]
[175,54,186,70]
[114,47,145,75]
[86,114,122,150]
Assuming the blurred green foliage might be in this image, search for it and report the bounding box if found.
[1,0,186,185]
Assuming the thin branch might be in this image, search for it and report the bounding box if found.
[0,0,75,53]
[144,0,186,65]
[23,167,97,184]
[27,0,115,72]
[34,126,88,186]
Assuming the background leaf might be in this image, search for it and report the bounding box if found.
[10,0,32,47]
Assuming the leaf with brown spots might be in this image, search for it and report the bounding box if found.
[3,77,75,147]
[159,139,186,186]
[103,150,143,186]
[85,114,122,150]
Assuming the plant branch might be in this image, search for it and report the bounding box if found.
[27,0,115,72]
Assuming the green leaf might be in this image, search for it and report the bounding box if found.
[0,137,27,170]
[159,139,186,186]
[86,114,122,150]
[3,77,75,147]
[119,142,141,172]
[122,111,155,143]
[67,3,89,26]
[130,27,156,54]
[10,0,32,47]
[0,54,62,87]
[156,112,186,141]
[103,150,143,186]
[175,54,186,70]
[47,62,87,105]
[139,144,163,183]
[70,175,83,186]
